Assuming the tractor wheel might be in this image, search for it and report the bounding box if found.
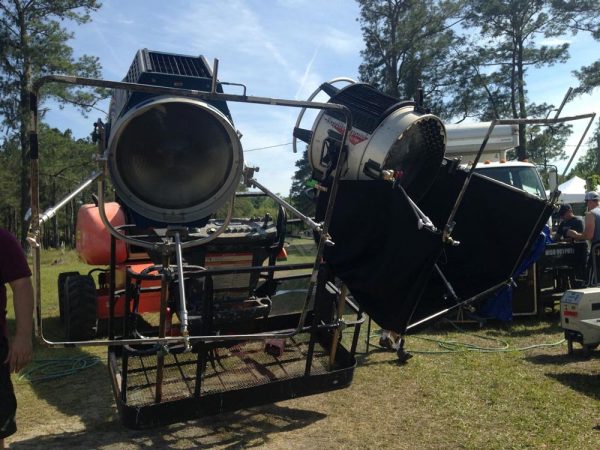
[63,274,98,340]
[582,344,594,359]
[57,271,80,324]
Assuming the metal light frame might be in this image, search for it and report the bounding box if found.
[28,62,354,349]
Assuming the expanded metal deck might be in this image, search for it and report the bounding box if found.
[109,333,355,428]
[118,335,330,407]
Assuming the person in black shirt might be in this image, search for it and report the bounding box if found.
[554,203,583,242]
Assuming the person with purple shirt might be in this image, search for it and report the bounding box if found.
[0,228,33,450]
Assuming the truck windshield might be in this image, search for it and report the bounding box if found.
[474,166,547,199]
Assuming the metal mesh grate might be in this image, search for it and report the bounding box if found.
[122,50,211,84]
[123,51,143,83]
[119,335,330,407]
[328,84,400,134]
[383,117,445,200]
[147,52,211,78]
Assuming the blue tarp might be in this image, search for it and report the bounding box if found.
[479,226,552,321]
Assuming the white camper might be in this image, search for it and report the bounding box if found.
[445,122,548,200]
[445,121,519,162]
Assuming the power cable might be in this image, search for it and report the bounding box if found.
[17,356,102,383]
[244,142,292,152]
[369,322,565,355]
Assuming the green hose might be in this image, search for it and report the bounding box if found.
[370,326,565,355]
[17,356,101,383]
[407,334,565,354]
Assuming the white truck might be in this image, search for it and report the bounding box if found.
[444,121,551,200]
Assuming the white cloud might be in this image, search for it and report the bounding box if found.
[321,28,363,56]
[294,45,320,99]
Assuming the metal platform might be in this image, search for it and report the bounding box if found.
[109,333,356,428]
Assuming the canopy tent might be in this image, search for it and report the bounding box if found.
[558,176,587,203]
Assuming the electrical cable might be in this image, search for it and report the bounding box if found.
[243,142,292,152]
[17,356,101,383]
[368,322,565,355]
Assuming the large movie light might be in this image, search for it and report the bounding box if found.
[308,84,446,200]
[107,96,243,224]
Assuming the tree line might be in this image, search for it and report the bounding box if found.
[0,0,103,246]
[1,1,600,246]
[0,124,98,247]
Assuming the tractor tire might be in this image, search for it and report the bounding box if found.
[582,344,595,359]
[582,345,590,358]
[63,274,98,340]
[57,271,80,324]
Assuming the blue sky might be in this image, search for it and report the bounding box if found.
[45,0,599,194]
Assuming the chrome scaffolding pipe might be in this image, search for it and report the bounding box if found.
[38,171,102,225]
[173,231,191,351]
[443,113,597,245]
[248,176,323,233]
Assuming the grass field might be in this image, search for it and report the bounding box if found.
[3,245,599,449]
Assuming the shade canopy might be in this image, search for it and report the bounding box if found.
[558,176,587,203]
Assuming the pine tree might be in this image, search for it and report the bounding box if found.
[462,0,600,160]
[356,0,465,117]
[570,122,600,180]
[289,148,316,217]
[0,0,103,244]
[569,4,600,177]
[0,136,21,234]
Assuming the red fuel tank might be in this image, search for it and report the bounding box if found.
[76,202,128,265]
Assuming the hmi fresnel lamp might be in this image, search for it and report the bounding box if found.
[106,49,243,226]
[294,81,447,201]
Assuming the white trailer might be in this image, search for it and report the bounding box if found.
[444,122,519,162]
[444,121,548,200]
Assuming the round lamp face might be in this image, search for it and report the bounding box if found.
[108,98,243,224]
[383,117,446,199]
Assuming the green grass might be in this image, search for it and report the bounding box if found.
[30,249,105,344]
[334,319,598,449]
[4,248,599,449]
